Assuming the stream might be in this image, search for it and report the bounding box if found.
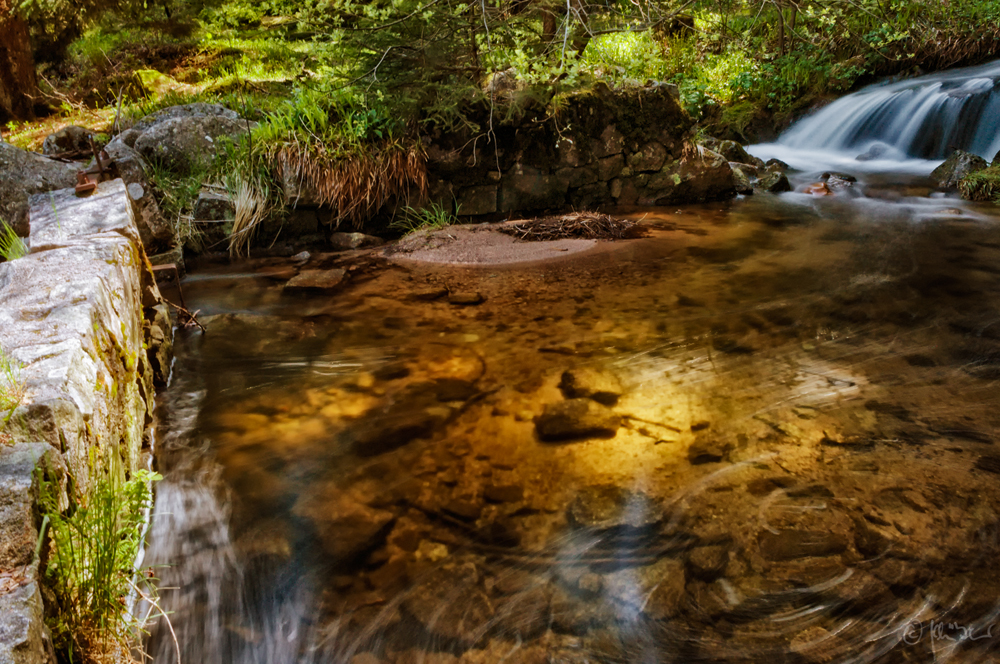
[141,63,1000,664]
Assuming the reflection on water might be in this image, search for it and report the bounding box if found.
[143,187,1000,663]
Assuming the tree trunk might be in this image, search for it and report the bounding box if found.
[0,0,38,123]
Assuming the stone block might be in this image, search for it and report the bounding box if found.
[598,154,625,181]
[456,185,497,216]
[554,166,599,189]
[591,125,624,159]
[28,180,137,253]
[499,165,568,212]
[628,141,667,173]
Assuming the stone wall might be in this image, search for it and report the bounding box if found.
[0,179,172,664]
[423,84,737,218]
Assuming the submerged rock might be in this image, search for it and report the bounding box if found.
[567,484,661,530]
[402,562,494,644]
[855,143,890,161]
[603,558,687,619]
[535,399,620,441]
[283,268,346,291]
[293,489,394,562]
[931,149,988,189]
[558,368,623,406]
[758,529,849,560]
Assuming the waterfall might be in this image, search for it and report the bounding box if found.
[778,59,1000,161]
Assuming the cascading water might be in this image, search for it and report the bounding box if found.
[752,59,1000,174]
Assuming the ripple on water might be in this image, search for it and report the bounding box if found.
[142,195,1000,664]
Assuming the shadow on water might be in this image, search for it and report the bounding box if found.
[141,182,1000,663]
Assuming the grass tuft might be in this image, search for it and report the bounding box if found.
[0,222,28,261]
[0,345,25,428]
[389,201,456,236]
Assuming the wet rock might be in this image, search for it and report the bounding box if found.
[855,143,889,161]
[758,530,848,560]
[330,232,384,250]
[292,489,394,563]
[402,562,494,644]
[931,149,988,189]
[535,399,620,441]
[687,545,730,580]
[567,484,661,530]
[412,287,449,301]
[283,268,346,292]
[493,586,552,637]
[688,438,733,464]
[730,163,754,195]
[443,498,482,521]
[754,170,792,193]
[789,626,842,664]
[0,142,79,236]
[820,172,857,191]
[803,182,832,196]
[558,368,623,406]
[432,378,477,402]
[604,558,686,619]
[395,650,457,664]
[714,140,764,169]
[483,483,524,503]
[42,125,93,156]
[765,158,788,172]
[974,454,1000,474]
[448,292,483,305]
[549,585,618,634]
[649,148,736,205]
[348,653,384,664]
[352,404,449,456]
[132,103,250,173]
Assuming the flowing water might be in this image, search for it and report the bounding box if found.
[142,65,1000,664]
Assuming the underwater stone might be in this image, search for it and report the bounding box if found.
[283,268,346,291]
[558,368,622,406]
[759,529,849,561]
[566,484,660,530]
[535,399,620,441]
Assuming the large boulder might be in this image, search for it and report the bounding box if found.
[104,138,174,253]
[42,125,93,157]
[647,147,736,205]
[932,150,988,189]
[129,103,250,174]
[0,143,79,236]
[755,170,792,193]
[712,139,765,169]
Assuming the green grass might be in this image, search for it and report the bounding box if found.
[39,458,163,662]
[389,202,456,236]
[0,222,28,261]
[0,345,25,426]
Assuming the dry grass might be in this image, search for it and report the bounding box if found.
[275,144,427,229]
[228,175,269,257]
[498,212,647,241]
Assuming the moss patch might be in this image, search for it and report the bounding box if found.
[959,165,1000,203]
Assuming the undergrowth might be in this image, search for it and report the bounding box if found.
[39,455,163,664]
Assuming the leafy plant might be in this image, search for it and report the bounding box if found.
[0,222,28,261]
[389,202,456,235]
[39,457,163,663]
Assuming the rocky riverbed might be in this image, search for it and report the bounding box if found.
[144,188,1000,664]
